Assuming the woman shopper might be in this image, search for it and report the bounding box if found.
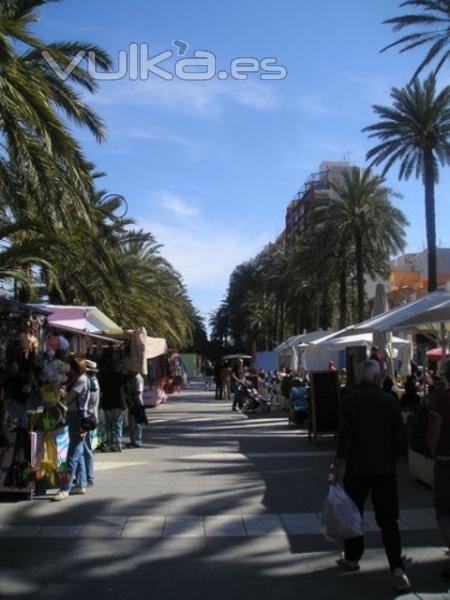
[99,353,126,452]
[221,361,232,401]
[53,357,90,501]
[76,360,100,487]
[126,371,145,448]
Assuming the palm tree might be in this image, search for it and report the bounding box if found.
[364,75,450,292]
[0,0,111,209]
[327,168,408,322]
[382,0,450,79]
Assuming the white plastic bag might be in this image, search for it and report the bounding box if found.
[321,484,363,542]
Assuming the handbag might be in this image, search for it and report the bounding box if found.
[131,404,148,425]
[80,413,98,432]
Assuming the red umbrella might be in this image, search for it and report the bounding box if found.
[426,348,450,361]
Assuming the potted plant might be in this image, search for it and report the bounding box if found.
[406,401,434,487]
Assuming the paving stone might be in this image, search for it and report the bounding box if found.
[242,514,285,536]
[400,508,438,531]
[79,517,125,538]
[280,512,322,535]
[0,525,40,537]
[164,515,205,537]
[121,516,165,538]
[38,526,82,538]
[204,515,246,537]
[90,516,128,526]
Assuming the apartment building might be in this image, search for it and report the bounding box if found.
[284,161,355,247]
[366,248,450,309]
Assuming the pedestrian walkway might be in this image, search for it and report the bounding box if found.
[0,507,440,539]
[0,387,448,600]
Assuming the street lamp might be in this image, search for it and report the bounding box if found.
[100,193,128,220]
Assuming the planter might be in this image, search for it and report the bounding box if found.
[408,448,434,487]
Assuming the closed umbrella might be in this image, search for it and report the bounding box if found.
[372,283,394,376]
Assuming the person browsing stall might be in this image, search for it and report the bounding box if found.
[53,357,90,501]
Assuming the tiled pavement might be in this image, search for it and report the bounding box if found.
[0,385,449,600]
[0,508,441,538]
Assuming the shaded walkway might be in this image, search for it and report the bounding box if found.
[0,387,448,599]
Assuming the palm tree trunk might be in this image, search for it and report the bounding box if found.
[355,232,365,322]
[280,301,286,341]
[424,148,438,292]
[339,260,348,329]
[274,296,280,344]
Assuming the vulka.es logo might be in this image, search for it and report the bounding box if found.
[42,41,288,82]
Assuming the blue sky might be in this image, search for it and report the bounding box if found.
[36,0,450,321]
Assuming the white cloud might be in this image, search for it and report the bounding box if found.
[138,195,275,311]
[95,77,281,115]
[155,192,200,218]
[293,94,346,118]
[124,129,198,152]
[147,219,272,289]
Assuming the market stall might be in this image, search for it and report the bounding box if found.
[0,298,67,497]
[305,329,412,375]
[31,304,123,355]
[274,331,334,372]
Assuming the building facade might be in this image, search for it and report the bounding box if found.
[366,248,450,310]
[284,161,355,248]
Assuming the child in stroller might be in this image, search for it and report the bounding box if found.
[241,381,270,413]
[288,378,309,427]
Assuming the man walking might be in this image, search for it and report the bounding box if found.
[232,359,245,411]
[329,359,410,592]
[214,360,223,400]
[203,360,214,391]
[429,359,450,577]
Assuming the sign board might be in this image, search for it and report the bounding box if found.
[309,371,340,440]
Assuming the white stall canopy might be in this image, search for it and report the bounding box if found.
[274,330,334,372]
[349,284,450,334]
[304,328,412,374]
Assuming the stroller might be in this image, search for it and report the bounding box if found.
[241,383,270,414]
[288,383,309,428]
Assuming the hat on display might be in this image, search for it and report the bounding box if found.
[86,360,98,372]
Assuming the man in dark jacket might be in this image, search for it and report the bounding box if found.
[429,360,450,577]
[329,359,410,592]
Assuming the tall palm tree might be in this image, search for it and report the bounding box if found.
[0,0,111,208]
[364,75,450,292]
[382,0,450,79]
[328,168,407,322]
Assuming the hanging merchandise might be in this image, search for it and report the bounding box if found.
[40,357,70,407]
[0,429,34,492]
[34,426,69,489]
[129,327,147,374]
[45,334,69,354]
